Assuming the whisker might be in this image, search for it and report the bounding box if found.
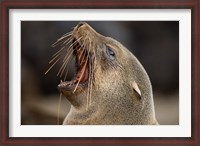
[57,93,62,125]
[87,62,92,108]
[63,45,75,62]
[86,42,92,109]
[89,60,94,106]
[52,46,65,57]
[61,37,73,47]
[89,51,94,106]
[51,36,70,47]
[45,58,60,75]
[64,68,69,82]
[80,38,86,49]
[79,49,87,65]
[57,49,74,76]
[59,33,72,41]
[79,40,88,65]
[49,53,62,64]
[63,53,75,81]
[60,54,73,78]
[71,26,76,30]
[67,36,83,51]
[73,54,89,93]
[51,37,73,61]
[62,31,73,37]
[57,37,83,77]
[61,36,83,66]
[51,32,72,47]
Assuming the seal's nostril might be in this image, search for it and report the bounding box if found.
[77,22,86,29]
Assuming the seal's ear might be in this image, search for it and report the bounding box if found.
[132,81,141,98]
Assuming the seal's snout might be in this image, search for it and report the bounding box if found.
[76,22,87,31]
[77,22,86,28]
[75,22,96,35]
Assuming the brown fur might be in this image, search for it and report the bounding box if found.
[59,22,158,125]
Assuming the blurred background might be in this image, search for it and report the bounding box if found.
[21,21,179,125]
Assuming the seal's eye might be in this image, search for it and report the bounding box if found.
[106,47,115,59]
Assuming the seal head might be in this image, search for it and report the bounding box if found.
[55,22,158,125]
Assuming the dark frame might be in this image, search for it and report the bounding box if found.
[0,0,199,145]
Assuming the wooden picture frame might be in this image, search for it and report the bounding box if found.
[1,0,199,145]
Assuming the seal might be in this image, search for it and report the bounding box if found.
[50,22,158,125]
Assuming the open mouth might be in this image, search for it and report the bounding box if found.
[58,39,90,91]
